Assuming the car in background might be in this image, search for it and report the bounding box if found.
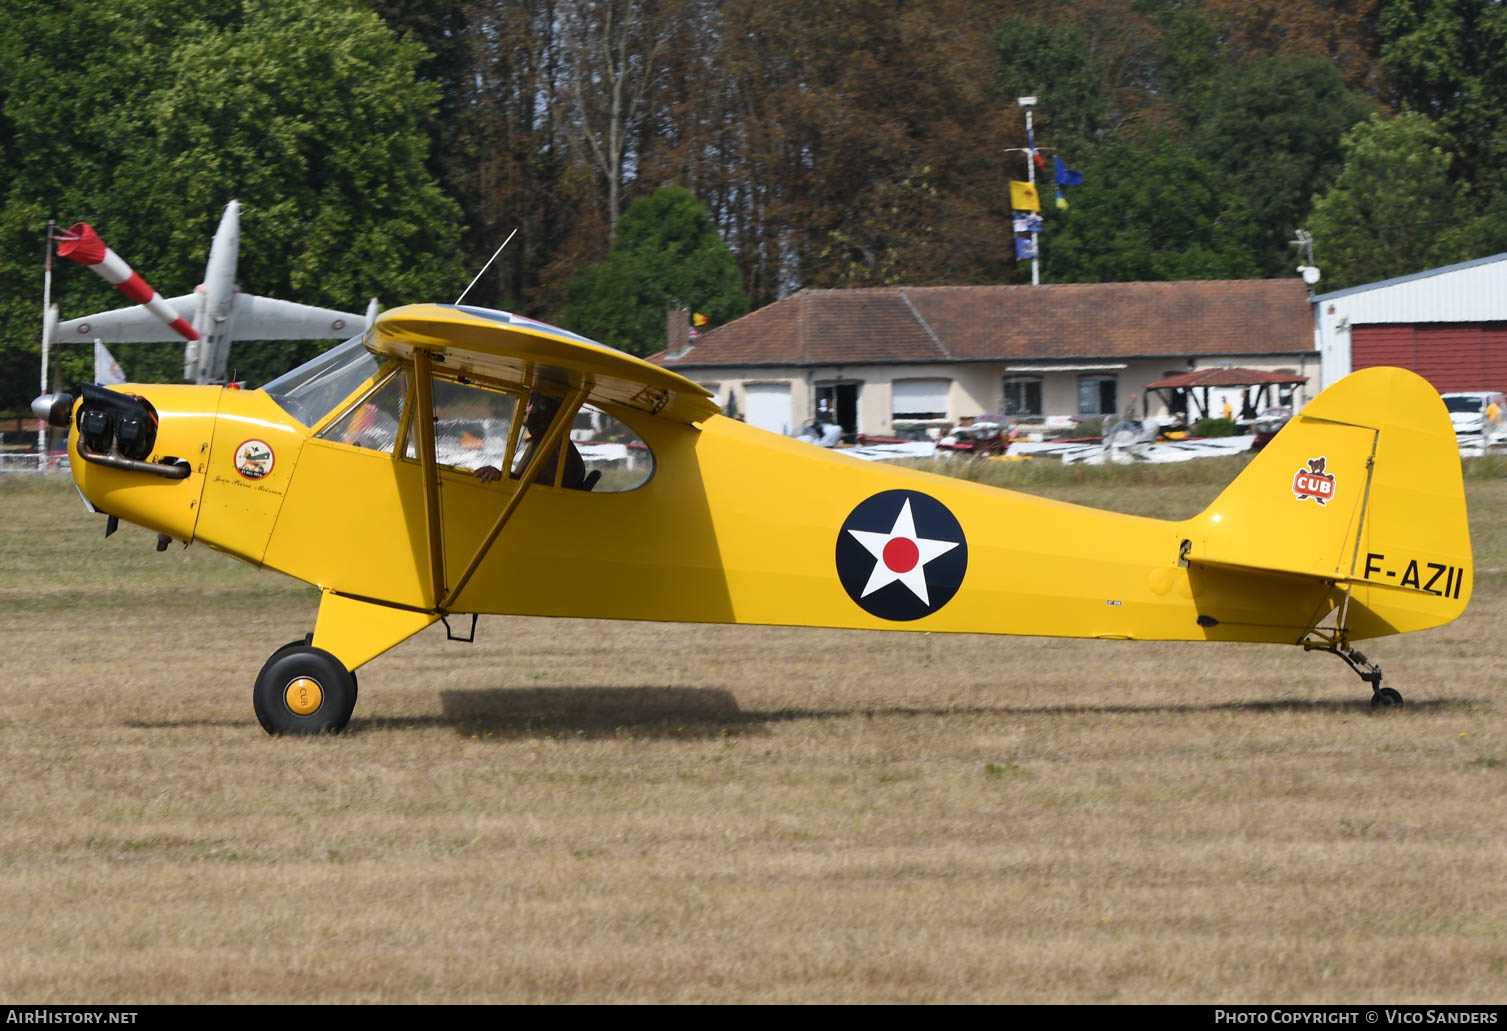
[936,413,1013,459]
[1440,391,1507,439]
[1252,406,1293,450]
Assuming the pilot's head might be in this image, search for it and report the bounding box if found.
[525,393,561,433]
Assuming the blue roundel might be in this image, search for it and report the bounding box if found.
[835,490,968,621]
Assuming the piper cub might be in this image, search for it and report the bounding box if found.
[34,304,1471,733]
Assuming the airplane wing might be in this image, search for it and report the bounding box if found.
[368,303,720,424]
[231,294,367,340]
[54,295,197,343]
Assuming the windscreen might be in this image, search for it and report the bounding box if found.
[262,336,383,427]
[1443,395,1485,414]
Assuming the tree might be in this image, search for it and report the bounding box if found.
[1191,57,1375,275]
[0,0,462,405]
[564,185,747,355]
[1201,0,1384,91]
[993,13,1114,159]
[1379,0,1507,187]
[1306,111,1467,288]
[560,0,671,244]
[1042,138,1263,282]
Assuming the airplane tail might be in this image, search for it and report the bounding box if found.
[1183,366,1470,641]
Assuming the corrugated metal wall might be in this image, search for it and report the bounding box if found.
[1351,323,1507,391]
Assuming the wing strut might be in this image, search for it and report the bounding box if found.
[439,380,592,611]
[412,350,447,608]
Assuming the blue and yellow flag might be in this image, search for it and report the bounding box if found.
[1054,155,1084,187]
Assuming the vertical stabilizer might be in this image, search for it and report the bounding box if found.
[1185,367,1469,640]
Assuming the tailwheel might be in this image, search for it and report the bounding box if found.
[1302,632,1400,708]
[253,644,357,735]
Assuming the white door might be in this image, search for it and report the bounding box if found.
[745,383,792,436]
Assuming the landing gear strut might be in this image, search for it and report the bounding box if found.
[1302,633,1403,708]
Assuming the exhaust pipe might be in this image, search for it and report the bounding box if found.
[68,384,191,480]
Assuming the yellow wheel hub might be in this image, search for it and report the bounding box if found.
[284,676,323,716]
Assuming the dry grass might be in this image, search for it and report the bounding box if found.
[1,470,1505,1003]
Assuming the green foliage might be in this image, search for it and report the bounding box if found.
[993,15,1111,157]
[1307,112,1468,288]
[0,0,462,404]
[7,0,1507,403]
[1042,138,1262,282]
[1140,0,1224,121]
[564,186,747,356]
[1191,417,1238,438]
[1380,0,1507,187]
[1191,57,1375,276]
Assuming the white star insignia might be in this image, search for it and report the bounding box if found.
[845,498,960,606]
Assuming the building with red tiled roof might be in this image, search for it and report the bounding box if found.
[650,280,1316,437]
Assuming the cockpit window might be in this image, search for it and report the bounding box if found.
[407,377,521,473]
[318,369,407,453]
[574,404,654,492]
[262,336,383,427]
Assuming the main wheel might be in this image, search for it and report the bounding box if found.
[253,644,357,735]
[1370,687,1404,708]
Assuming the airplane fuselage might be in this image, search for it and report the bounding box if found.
[185,200,241,383]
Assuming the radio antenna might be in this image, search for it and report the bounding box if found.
[455,228,519,306]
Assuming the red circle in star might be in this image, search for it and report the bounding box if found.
[883,537,920,573]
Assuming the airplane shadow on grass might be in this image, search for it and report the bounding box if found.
[339,686,1470,741]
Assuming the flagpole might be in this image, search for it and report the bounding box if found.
[1022,100,1039,286]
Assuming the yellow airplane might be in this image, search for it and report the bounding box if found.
[33,304,1471,733]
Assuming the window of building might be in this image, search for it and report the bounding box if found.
[1002,376,1042,417]
[1078,375,1118,415]
[891,378,950,420]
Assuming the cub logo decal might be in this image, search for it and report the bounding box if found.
[1292,456,1335,506]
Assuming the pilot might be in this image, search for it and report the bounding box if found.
[474,392,586,489]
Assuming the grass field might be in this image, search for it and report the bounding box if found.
[1,464,1505,1003]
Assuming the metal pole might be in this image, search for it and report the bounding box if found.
[38,220,54,466]
[1024,105,1039,286]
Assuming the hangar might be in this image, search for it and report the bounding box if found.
[653,280,1315,438]
[1313,252,1507,392]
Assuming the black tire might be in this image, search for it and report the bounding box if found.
[268,639,358,709]
[1370,687,1404,708]
[253,644,357,735]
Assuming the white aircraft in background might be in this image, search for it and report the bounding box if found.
[52,200,376,385]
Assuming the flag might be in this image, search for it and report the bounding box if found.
[692,312,709,326]
[1013,214,1044,233]
[94,340,126,385]
[1014,236,1038,261]
[1009,180,1041,212]
[1055,189,1069,211]
[1054,155,1084,187]
[1033,150,1046,172]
